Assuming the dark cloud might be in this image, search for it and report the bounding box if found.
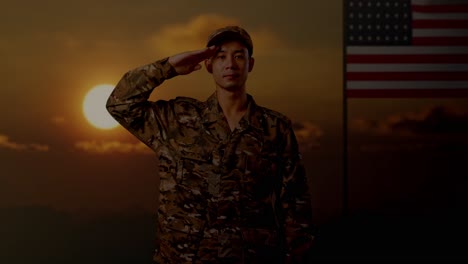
[293,121,324,151]
[148,13,285,56]
[351,105,468,136]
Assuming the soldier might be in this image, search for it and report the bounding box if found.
[106,26,314,263]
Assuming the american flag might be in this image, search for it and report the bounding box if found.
[345,0,468,98]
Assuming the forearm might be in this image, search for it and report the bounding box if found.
[106,57,177,121]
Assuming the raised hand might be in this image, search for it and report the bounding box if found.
[168,45,218,75]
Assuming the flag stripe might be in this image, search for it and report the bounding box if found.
[413,13,468,21]
[413,36,468,45]
[347,46,468,54]
[347,72,468,81]
[413,19,468,29]
[347,64,468,72]
[348,81,468,89]
[412,0,468,5]
[414,29,468,37]
[346,54,468,63]
[412,4,468,12]
[347,89,468,98]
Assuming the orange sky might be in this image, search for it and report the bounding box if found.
[1,0,468,226]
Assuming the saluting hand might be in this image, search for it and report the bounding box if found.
[168,45,218,75]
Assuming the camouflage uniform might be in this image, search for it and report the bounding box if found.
[106,57,314,263]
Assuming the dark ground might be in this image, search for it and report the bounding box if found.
[1,205,468,263]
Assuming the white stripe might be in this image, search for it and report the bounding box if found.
[413,29,468,37]
[413,12,468,20]
[347,81,468,89]
[347,64,468,72]
[412,0,468,5]
[347,46,468,54]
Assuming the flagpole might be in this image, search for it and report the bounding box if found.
[342,0,349,218]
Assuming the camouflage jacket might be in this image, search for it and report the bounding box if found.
[106,57,314,263]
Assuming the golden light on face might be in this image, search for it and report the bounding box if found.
[82,84,119,130]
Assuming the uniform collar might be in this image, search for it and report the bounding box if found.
[202,92,264,132]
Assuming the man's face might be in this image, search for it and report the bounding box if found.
[206,40,254,92]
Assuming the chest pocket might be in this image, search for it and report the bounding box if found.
[175,145,214,198]
[241,152,281,199]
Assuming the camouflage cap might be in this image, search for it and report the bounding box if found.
[206,26,253,56]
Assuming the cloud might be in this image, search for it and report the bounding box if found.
[148,14,285,56]
[0,134,49,152]
[293,121,324,151]
[74,140,153,154]
[351,105,468,136]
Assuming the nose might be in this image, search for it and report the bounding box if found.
[224,56,238,69]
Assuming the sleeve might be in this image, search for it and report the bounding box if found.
[280,124,315,264]
[106,57,178,150]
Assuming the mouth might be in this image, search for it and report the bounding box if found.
[223,74,239,79]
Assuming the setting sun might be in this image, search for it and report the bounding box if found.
[83,84,119,130]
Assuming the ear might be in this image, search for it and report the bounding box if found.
[248,57,255,72]
[204,59,213,73]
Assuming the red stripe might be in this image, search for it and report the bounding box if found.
[412,4,468,13]
[346,54,468,64]
[413,20,468,29]
[346,72,468,81]
[413,37,468,46]
[346,89,468,98]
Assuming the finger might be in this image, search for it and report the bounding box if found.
[192,45,218,61]
[204,45,218,57]
[193,64,202,71]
